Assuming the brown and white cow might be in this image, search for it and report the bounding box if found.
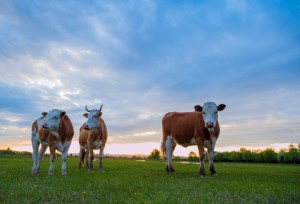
[31,112,48,175]
[161,102,226,177]
[78,105,108,172]
[40,109,74,176]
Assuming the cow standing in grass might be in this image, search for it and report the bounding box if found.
[78,105,108,172]
[161,102,226,177]
[31,112,49,175]
[40,109,74,176]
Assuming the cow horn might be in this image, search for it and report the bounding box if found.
[99,104,103,112]
[85,105,90,112]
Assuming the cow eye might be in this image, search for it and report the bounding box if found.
[214,111,217,114]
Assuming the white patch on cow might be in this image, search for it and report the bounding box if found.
[80,144,88,149]
[202,102,218,131]
[86,110,101,131]
[44,109,63,138]
[204,137,216,149]
[181,138,197,147]
[93,140,103,149]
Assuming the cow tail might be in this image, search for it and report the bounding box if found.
[160,140,166,157]
[81,149,86,163]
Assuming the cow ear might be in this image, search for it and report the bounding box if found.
[194,105,202,112]
[218,104,226,111]
[98,112,102,118]
[83,113,88,118]
[60,111,66,118]
[42,112,48,117]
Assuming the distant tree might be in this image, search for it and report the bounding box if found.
[277,150,286,163]
[214,152,225,162]
[188,151,198,161]
[252,150,263,163]
[228,151,241,162]
[262,148,277,163]
[240,148,254,163]
[284,144,299,164]
[148,149,160,160]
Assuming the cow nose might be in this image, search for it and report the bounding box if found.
[42,122,48,129]
[206,122,214,128]
[83,123,89,130]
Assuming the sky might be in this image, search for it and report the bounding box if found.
[0,0,300,156]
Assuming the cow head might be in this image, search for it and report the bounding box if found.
[83,105,103,132]
[42,109,66,138]
[194,102,226,132]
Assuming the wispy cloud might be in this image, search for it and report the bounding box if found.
[0,1,299,154]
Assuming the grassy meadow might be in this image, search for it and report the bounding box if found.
[0,155,299,203]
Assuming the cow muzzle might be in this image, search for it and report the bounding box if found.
[83,123,90,130]
[206,121,214,128]
[42,121,48,129]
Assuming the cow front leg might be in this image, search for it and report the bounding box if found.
[61,141,71,176]
[37,144,47,173]
[196,138,206,177]
[166,136,175,172]
[207,147,217,176]
[48,150,56,176]
[78,148,84,169]
[85,150,89,169]
[98,145,105,171]
[88,143,94,172]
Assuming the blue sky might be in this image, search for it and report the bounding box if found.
[0,0,299,155]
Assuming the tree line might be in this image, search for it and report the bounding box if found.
[148,143,300,164]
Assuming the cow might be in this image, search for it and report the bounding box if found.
[40,109,74,176]
[78,105,108,172]
[31,112,49,175]
[161,102,226,177]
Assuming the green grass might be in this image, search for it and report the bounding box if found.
[0,155,299,203]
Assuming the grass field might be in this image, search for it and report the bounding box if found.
[0,155,299,203]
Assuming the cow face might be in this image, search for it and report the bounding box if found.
[42,109,66,137]
[83,105,103,132]
[194,102,226,132]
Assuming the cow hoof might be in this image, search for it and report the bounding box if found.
[62,170,67,176]
[200,175,206,179]
[48,171,54,176]
[212,173,218,176]
[32,169,37,175]
[99,168,104,172]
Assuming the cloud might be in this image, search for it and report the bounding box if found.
[0,1,299,152]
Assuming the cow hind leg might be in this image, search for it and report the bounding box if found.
[31,138,39,175]
[166,136,175,172]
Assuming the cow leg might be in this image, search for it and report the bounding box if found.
[88,143,94,172]
[207,147,217,175]
[61,141,71,176]
[85,150,89,169]
[78,148,84,169]
[166,136,175,172]
[48,149,56,176]
[36,144,47,173]
[98,145,105,171]
[196,138,206,177]
[31,138,39,175]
